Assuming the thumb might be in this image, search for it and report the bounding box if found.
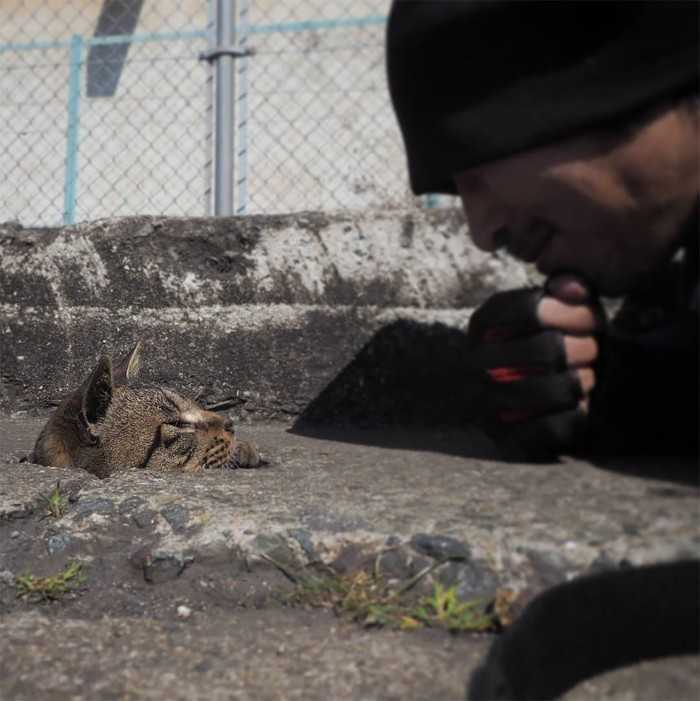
[545,273,595,305]
[539,274,603,334]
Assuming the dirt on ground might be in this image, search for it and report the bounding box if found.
[1,415,698,701]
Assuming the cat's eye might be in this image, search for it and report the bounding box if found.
[160,424,196,456]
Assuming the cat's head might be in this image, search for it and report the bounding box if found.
[34,342,252,477]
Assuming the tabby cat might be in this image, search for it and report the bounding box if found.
[32,342,261,478]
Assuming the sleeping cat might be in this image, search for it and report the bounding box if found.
[32,342,261,478]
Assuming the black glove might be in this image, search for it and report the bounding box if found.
[467,285,605,458]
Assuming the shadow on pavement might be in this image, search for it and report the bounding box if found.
[295,319,481,428]
[291,319,505,460]
[291,319,698,486]
[587,454,699,488]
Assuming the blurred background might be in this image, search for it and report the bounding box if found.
[0,0,450,226]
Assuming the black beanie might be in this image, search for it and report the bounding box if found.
[387,0,700,195]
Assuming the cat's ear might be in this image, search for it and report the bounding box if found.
[82,355,114,430]
[113,340,142,384]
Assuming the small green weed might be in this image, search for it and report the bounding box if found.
[15,561,86,603]
[285,566,503,633]
[40,481,68,519]
[411,582,495,632]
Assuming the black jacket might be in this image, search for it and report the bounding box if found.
[588,205,698,456]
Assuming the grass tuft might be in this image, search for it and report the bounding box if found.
[286,567,508,633]
[415,582,495,632]
[15,561,86,603]
[40,481,68,519]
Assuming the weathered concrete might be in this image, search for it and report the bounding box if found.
[2,211,698,700]
[1,307,485,425]
[0,211,536,415]
[0,608,491,701]
[0,211,530,308]
[0,609,696,701]
[1,417,699,700]
[3,419,699,594]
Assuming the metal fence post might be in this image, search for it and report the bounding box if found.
[214,0,235,216]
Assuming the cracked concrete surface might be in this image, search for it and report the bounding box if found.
[1,416,698,701]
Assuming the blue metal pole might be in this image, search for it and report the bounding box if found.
[63,34,83,225]
[236,0,249,214]
[204,0,216,215]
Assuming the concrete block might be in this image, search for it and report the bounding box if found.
[0,210,536,418]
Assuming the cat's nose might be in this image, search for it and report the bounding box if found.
[223,417,234,433]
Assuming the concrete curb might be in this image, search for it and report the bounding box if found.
[0,210,537,417]
[3,421,699,601]
[0,210,530,309]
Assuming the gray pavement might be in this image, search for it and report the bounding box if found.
[1,415,698,700]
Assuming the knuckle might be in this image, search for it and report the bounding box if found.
[564,335,598,364]
[538,297,598,333]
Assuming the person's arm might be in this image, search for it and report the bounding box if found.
[586,303,698,456]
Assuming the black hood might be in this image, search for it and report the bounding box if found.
[387,0,699,194]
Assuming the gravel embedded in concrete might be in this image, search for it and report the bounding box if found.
[1,416,699,700]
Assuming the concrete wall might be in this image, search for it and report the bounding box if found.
[0,210,537,421]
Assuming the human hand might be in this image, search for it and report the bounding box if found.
[467,274,605,456]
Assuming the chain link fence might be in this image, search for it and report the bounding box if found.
[1,0,434,227]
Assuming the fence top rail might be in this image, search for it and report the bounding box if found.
[0,14,387,54]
